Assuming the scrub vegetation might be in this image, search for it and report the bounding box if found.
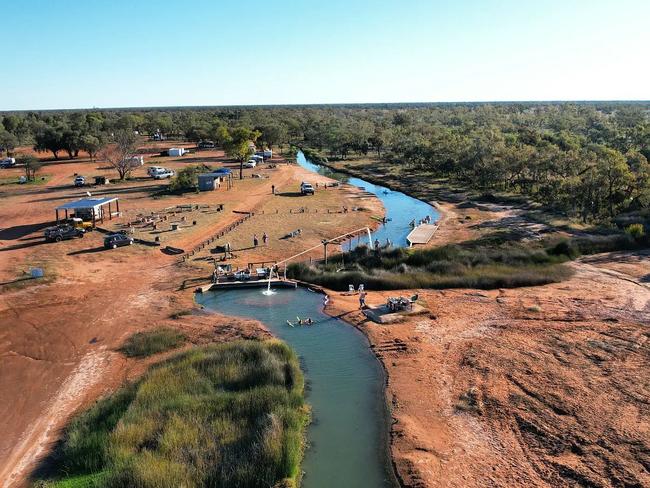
[119,327,186,358]
[288,242,572,291]
[35,340,308,488]
[2,102,648,227]
[288,231,649,291]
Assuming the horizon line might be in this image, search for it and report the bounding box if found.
[2,99,650,113]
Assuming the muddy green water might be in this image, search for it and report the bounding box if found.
[196,288,394,488]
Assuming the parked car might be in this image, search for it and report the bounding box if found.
[153,169,174,179]
[44,224,85,242]
[244,159,257,168]
[147,166,165,177]
[74,175,85,187]
[198,140,215,149]
[0,157,16,168]
[104,233,134,249]
[300,182,315,195]
[66,217,94,231]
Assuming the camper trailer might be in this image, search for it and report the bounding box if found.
[168,148,187,157]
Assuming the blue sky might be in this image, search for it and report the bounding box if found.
[2,0,648,110]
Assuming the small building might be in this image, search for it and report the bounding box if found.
[198,169,233,191]
[55,197,120,226]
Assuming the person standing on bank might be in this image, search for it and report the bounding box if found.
[262,232,268,246]
[253,234,259,247]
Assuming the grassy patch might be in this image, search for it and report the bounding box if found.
[0,174,51,186]
[288,241,573,291]
[36,340,308,488]
[119,327,186,358]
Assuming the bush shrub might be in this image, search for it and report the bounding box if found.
[626,223,645,240]
[119,327,186,358]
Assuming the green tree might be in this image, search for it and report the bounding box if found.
[169,165,202,192]
[0,130,18,155]
[18,154,42,181]
[224,127,260,179]
[34,124,64,159]
[80,134,106,161]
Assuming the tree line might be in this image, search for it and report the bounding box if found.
[1,102,648,222]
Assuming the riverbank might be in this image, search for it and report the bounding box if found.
[313,179,650,486]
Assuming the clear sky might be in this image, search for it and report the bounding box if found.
[2,0,648,110]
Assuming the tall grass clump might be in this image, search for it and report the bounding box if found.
[119,327,186,358]
[39,341,309,488]
[36,340,308,488]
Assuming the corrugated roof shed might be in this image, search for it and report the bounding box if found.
[56,197,118,210]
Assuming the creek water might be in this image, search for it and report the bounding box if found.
[197,288,392,488]
[198,152,439,487]
[296,151,439,247]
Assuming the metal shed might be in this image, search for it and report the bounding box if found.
[55,197,120,226]
[198,169,233,191]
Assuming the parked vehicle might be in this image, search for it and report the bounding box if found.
[300,182,315,195]
[126,156,144,167]
[147,166,165,176]
[198,140,215,149]
[168,148,187,157]
[66,217,94,231]
[153,169,174,179]
[44,224,85,242]
[74,175,85,187]
[104,232,134,249]
[244,160,257,168]
[0,157,16,168]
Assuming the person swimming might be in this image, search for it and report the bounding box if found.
[294,317,314,326]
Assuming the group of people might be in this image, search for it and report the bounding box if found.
[409,215,433,227]
[373,238,392,249]
[287,317,314,327]
[253,233,269,247]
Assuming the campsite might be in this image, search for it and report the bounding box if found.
[1,2,649,486]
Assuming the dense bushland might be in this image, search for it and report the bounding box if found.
[36,341,308,488]
[2,102,648,223]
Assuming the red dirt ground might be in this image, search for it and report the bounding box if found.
[326,203,650,488]
[0,144,379,487]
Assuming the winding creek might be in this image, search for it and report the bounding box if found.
[197,152,439,487]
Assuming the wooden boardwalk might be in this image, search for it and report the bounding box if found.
[406,224,438,246]
[197,279,298,292]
